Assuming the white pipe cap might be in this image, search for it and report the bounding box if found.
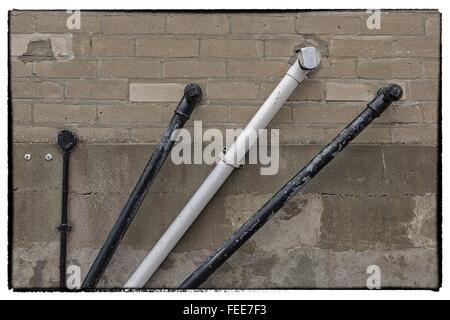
[298,46,321,70]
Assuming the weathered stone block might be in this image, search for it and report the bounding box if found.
[130,83,185,102]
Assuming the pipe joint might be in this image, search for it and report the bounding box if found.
[57,223,72,232]
[219,152,243,169]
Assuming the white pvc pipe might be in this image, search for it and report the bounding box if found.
[125,47,321,288]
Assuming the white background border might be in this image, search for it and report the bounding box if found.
[1,0,447,300]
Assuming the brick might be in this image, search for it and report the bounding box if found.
[130,83,185,102]
[278,125,326,144]
[167,14,229,34]
[98,59,160,79]
[291,80,325,101]
[92,36,134,57]
[12,103,32,123]
[394,38,440,58]
[76,127,129,143]
[312,58,357,79]
[421,102,438,124]
[330,39,394,58]
[9,12,35,33]
[264,37,304,58]
[231,15,295,34]
[102,15,165,34]
[225,105,256,123]
[426,16,440,36]
[361,15,424,35]
[208,82,259,100]
[34,104,96,123]
[164,60,226,78]
[260,80,324,101]
[358,60,421,79]
[12,80,63,99]
[201,39,264,58]
[296,15,360,34]
[391,126,437,145]
[161,104,228,122]
[422,61,440,78]
[136,38,199,58]
[13,126,58,143]
[34,60,97,78]
[98,104,162,123]
[66,80,128,100]
[326,82,374,101]
[10,34,73,59]
[72,34,91,56]
[190,105,228,123]
[374,106,422,124]
[409,80,439,101]
[227,60,287,79]
[161,105,179,121]
[36,11,101,33]
[10,60,32,77]
[228,105,291,124]
[293,106,357,124]
[130,127,166,143]
[351,127,392,144]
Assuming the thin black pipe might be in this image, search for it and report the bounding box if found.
[180,84,403,289]
[82,83,202,289]
[57,130,78,289]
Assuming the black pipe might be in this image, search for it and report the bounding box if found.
[180,84,403,289]
[57,130,78,289]
[82,83,202,288]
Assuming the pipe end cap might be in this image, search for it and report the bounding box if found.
[377,83,403,102]
[57,130,77,151]
[298,46,321,70]
[385,83,403,102]
[184,83,203,104]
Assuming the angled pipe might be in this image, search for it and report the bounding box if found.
[82,84,202,288]
[179,84,404,289]
[124,47,322,288]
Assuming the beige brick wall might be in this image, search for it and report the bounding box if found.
[10,10,441,289]
[10,10,440,145]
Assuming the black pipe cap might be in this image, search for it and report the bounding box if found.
[369,84,403,116]
[378,83,403,102]
[184,83,203,104]
[176,83,203,118]
[57,130,77,151]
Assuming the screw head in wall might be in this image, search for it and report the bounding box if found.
[45,154,53,161]
[24,154,31,161]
